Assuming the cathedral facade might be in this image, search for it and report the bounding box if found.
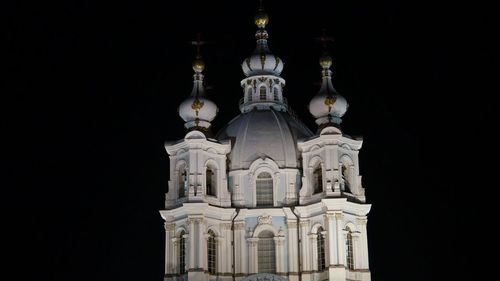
[160,6,371,281]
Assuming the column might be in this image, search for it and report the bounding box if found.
[335,213,345,266]
[247,238,259,274]
[325,213,337,265]
[233,222,246,275]
[287,221,298,276]
[299,220,310,272]
[274,236,286,274]
[187,218,196,270]
[202,233,209,271]
[221,223,233,274]
[171,237,179,274]
[217,237,225,275]
[164,222,175,274]
[357,218,370,269]
[198,219,207,270]
[351,232,361,270]
[310,233,318,271]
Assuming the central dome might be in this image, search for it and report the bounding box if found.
[217,109,313,170]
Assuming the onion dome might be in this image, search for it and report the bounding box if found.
[178,55,218,130]
[308,52,348,127]
[241,6,284,77]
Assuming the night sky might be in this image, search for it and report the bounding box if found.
[4,1,497,281]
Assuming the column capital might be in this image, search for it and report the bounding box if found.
[220,222,232,230]
[164,222,175,231]
[356,217,368,225]
[234,222,246,230]
[247,238,259,246]
[274,236,285,246]
[299,220,310,226]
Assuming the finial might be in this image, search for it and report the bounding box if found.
[316,29,334,69]
[191,33,206,73]
[254,0,269,28]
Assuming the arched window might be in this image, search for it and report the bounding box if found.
[256,172,273,207]
[178,167,187,198]
[260,86,266,100]
[207,230,217,275]
[179,231,186,274]
[346,227,354,270]
[341,165,351,193]
[313,164,323,194]
[273,88,279,101]
[258,230,275,273]
[247,88,253,102]
[317,227,326,271]
[206,166,216,196]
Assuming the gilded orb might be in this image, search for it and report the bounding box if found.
[319,55,332,69]
[192,58,205,72]
[254,10,269,28]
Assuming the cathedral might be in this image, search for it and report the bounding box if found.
[160,5,372,281]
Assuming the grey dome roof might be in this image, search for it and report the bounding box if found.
[216,109,313,170]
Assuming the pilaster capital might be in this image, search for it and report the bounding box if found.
[356,217,368,225]
[247,238,259,246]
[234,222,246,230]
[299,220,310,227]
[220,223,232,230]
[164,222,175,231]
[274,236,285,246]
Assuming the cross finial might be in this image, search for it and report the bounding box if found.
[315,28,334,51]
[191,33,207,59]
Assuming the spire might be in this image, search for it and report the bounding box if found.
[308,30,348,129]
[178,34,218,132]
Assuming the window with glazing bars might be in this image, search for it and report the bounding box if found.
[178,169,186,198]
[258,231,275,273]
[256,172,273,207]
[273,88,279,101]
[206,168,215,196]
[179,232,186,274]
[346,230,354,270]
[317,228,326,271]
[313,166,323,194]
[207,230,216,275]
[260,86,266,100]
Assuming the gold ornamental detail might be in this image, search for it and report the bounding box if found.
[191,98,204,116]
[324,95,336,111]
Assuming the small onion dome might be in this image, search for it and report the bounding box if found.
[179,95,217,129]
[178,57,217,130]
[241,45,284,76]
[308,55,348,126]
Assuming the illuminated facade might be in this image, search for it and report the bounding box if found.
[160,6,371,281]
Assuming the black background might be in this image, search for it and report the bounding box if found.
[4,0,497,281]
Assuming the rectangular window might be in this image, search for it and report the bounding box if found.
[207,236,216,274]
[179,236,186,274]
[256,175,273,207]
[318,233,326,270]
